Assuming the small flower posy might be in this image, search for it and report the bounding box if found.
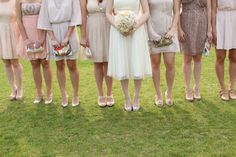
[115,11,137,34]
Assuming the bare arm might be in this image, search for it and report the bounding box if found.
[178,1,186,42]
[207,0,213,41]
[106,0,115,26]
[16,0,31,44]
[136,0,150,29]
[80,0,88,47]
[166,0,181,38]
[211,0,217,44]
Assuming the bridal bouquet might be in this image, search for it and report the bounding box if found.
[115,11,137,34]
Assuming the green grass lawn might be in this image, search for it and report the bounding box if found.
[0,51,236,157]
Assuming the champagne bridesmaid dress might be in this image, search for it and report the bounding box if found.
[0,0,19,59]
[147,0,180,53]
[87,0,110,63]
[108,0,152,80]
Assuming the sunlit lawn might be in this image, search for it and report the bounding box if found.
[0,49,236,156]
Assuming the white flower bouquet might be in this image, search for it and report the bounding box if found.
[115,11,137,34]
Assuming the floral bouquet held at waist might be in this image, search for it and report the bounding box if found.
[115,11,137,34]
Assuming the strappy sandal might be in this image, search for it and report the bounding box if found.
[229,90,236,100]
[155,95,163,107]
[220,90,229,101]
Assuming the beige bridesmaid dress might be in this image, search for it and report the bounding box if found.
[87,0,110,63]
[0,0,19,59]
[37,0,82,61]
[147,0,180,54]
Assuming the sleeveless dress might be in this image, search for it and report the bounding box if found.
[87,0,110,63]
[108,0,152,80]
[20,2,47,60]
[216,0,236,50]
[180,0,208,55]
[0,0,19,59]
[147,0,179,53]
[38,0,82,61]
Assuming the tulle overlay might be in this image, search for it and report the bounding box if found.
[108,25,152,80]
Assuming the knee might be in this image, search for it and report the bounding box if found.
[4,61,12,68]
[56,61,65,71]
[41,60,51,69]
[31,61,40,69]
[229,55,236,64]
[67,62,77,72]
[11,60,21,68]
[165,62,175,71]
[217,55,226,64]
[151,61,160,70]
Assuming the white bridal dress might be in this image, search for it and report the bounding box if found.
[108,0,152,80]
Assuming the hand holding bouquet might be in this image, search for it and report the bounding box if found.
[115,11,137,36]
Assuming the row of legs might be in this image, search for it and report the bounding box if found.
[2,49,236,105]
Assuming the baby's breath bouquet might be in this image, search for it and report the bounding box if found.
[115,11,137,34]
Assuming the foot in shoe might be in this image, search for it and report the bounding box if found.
[10,90,17,101]
[165,91,173,106]
[72,96,79,107]
[155,95,163,107]
[124,104,132,112]
[45,93,53,105]
[133,103,140,111]
[229,90,236,100]
[61,95,68,108]
[185,88,194,101]
[34,95,43,104]
[194,87,201,100]
[133,95,140,111]
[124,96,132,112]
[220,90,229,101]
[98,96,106,107]
[106,95,115,107]
[16,88,23,100]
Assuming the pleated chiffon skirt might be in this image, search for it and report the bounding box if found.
[108,25,152,80]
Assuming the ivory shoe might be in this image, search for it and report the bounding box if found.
[72,96,80,107]
[155,95,163,107]
[45,93,53,105]
[124,104,132,112]
[165,91,173,107]
[98,96,106,107]
[106,95,115,107]
[34,95,43,104]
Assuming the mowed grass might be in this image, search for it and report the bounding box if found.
[0,50,236,157]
